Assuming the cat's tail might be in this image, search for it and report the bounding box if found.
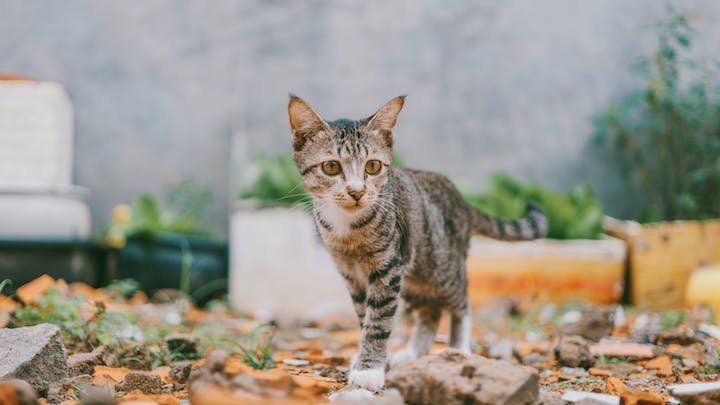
[470,201,548,240]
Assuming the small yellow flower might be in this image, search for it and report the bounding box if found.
[111,204,132,225]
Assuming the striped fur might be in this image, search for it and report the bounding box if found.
[288,95,548,391]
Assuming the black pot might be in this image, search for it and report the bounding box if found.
[107,233,228,304]
[0,239,106,295]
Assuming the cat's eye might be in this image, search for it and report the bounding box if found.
[365,160,382,175]
[321,160,342,176]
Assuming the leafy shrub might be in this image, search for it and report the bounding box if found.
[594,10,720,222]
[461,174,604,239]
[238,154,309,207]
[106,180,214,247]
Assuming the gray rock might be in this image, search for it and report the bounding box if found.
[386,349,538,405]
[670,381,720,404]
[115,371,162,394]
[555,335,593,368]
[68,346,107,376]
[79,386,116,405]
[560,308,614,342]
[169,361,192,384]
[0,324,68,392]
[488,339,515,361]
[282,358,309,367]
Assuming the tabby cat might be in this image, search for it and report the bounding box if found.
[288,95,548,392]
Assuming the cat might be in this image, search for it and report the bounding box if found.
[287,95,548,392]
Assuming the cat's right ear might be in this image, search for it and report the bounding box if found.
[288,94,328,151]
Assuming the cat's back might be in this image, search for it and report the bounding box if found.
[392,167,469,210]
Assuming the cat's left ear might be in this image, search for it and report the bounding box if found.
[365,95,406,146]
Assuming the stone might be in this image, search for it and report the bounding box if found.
[0,379,38,405]
[488,339,514,361]
[79,386,116,405]
[555,335,593,368]
[589,341,655,359]
[47,374,92,404]
[165,333,199,355]
[313,364,347,383]
[282,358,309,367]
[655,324,698,345]
[561,391,620,404]
[205,350,229,373]
[560,308,614,342]
[386,349,538,405]
[0,323,68,392]
[115,371,162,394]
[169,361,192,384]
[68,346,107,376]
[670,381,720,404]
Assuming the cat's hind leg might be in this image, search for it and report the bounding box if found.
[390,306,441,366]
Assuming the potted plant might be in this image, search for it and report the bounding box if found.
[229,154,350,318]
[460,174,626,306]
[595,10,720,309]
[105,180,227,304]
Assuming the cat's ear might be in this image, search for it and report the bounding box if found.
[288,94,329,151]
[365,95,406,146]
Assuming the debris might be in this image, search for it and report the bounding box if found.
[645,355,673,377]
[92,365,131,386]
[561,390,620,404]
[589,341,655,358]
[588,367,611,377]
[165,333,199,355]
[699,323,720,340]
[68,346,107,376]
[169,361,192,384]
[386,349,538,404]
[15,275,56,305]
[555,335,593,368]
[115,371,162,394]
[669,381,720,404]
[560,308,615,342]
[283,358,310,367]
[0,379,38,405]
[47,374,92,403]
[488,339,515,361]
[0,323,68,392]
[655,324,698,345]
[314,364,348,383]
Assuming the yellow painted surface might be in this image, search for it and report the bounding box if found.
[686,265,720,317]
[467,240,625,306]
[608,219,720,310]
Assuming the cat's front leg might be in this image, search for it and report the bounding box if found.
[347,258,403,392]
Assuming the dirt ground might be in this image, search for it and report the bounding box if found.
[0,275,718,404]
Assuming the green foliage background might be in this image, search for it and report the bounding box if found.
[594,10,720,222]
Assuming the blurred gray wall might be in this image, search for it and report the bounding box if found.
[2,0,720,234]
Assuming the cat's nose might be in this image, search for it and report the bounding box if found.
[347,188,365,201]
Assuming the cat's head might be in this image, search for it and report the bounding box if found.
[288,95,405,213]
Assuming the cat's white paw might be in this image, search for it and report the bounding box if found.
[328,388,375,402]
[347,367,385,392]
[390,347,417,366]
[349,352,359,369]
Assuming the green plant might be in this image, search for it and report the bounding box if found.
[128,180,214,236]
[460,173,604,239]
[238,324,276,370]
[594,9,720,222]
[0,279,10,295]
[659,310,686,330]
[239,154,309,207]
[106,279,140,300]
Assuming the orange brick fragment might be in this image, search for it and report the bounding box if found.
[16,274,55,304]
[92,365,131,386]
[605,376,629,396]
[623,391,664,405]
[588,367,611,377]
[646,355,673,377]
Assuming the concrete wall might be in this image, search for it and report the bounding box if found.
[1,0,720,234]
